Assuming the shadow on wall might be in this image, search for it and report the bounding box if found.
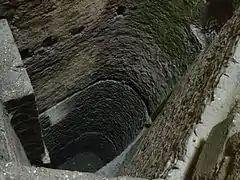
[40,80,148,172]
[57,132,117,172]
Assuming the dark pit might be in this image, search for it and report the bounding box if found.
[19,48,33,59]
[40,80,147,172]
[116,6,126,15]
[57,132,117,172]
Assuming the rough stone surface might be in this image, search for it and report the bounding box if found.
[40,80,147,171]
[123,9,240,179]
[225,132,240,180]
[0,101,29,166]
[0,19,45,165]
[192,106,235,179]
[0,19,32,102]
[1,1,240,180]
[0,161,147,180]
[8,0,201,115]
[4,0,201,175]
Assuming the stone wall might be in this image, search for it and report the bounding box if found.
[0,19,45,165]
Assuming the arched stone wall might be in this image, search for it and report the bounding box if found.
[40,80,147,171]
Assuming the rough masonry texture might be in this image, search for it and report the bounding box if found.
[1,1,240,180]
[192,106,235,179]
[0,17,155,180]
[5,0,201,172]
[124,8,240,179]
[0,161,148,180]
[0,101,29,166]
[40,80,147,171]
[8,0,201,115]
[0,19,45,165]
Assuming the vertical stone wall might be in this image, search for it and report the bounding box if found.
[0,19,45,165]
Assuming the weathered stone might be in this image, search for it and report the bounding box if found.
[0,161,148,180]
[192,107,235,179]
[4,0,202,175]
[0,101,29,165]
[0,19,45,165]
[123,8,240,179]
[8,0,201,116]
[225,132,240,180]
[40,80,148,172]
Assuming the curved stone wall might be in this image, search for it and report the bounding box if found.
[40,80,147,171]
[7,0,202,174]
[57,132,117,172]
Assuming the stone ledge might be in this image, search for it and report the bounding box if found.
[0,161,147,180]
[0,19,45,165]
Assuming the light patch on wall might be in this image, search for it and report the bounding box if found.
[163,36,240,180]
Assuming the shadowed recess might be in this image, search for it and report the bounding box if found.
[40,80,148,172]
[57,132,117,172]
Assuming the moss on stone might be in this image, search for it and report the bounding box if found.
[128,0,202,117]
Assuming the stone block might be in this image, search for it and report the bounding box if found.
[0,19,45,165]
[0,161,148,180]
